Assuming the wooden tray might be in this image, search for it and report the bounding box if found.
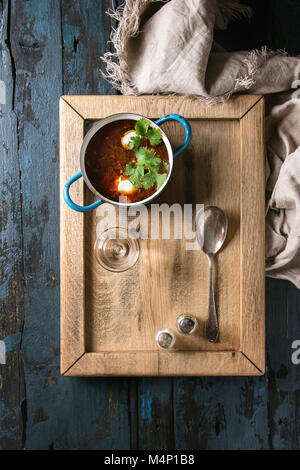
[60,95,265,376]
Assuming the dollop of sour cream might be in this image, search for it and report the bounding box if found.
[121,130,136,149]
[117,177,134,193]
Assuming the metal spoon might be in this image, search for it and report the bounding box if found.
[196,206,228,342]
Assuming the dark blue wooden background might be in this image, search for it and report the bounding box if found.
[0,0,300,450]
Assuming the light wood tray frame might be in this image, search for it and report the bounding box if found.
[60,95,265,376]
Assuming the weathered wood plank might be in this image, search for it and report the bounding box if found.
[59,99,85,374]
[64,94,262,120]
[63,351,261,377]
[61,0,116,95]
[286,281,300,450]
[9,0,63,450]
[138,378,174,450]
[173,374,268,449]
[266,278,300,450]
[0,0,25,450]
[128,378,139,449]
[240,98,265,372]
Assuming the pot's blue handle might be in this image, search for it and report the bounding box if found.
[155,114,191,157]
[63,171,103,212]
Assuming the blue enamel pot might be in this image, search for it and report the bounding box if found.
[63,113,191,212]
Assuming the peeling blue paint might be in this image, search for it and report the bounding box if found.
[0,280,9,300]
[23,154,32,169]
[141,388,153,423]
[3,333,22,353]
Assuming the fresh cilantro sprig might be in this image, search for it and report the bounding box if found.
[124,118,168,191]
[133,118,163,147]
[124,146,169,191]
[135,118,150,137]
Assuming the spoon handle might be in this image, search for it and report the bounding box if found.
[205,254,219,342]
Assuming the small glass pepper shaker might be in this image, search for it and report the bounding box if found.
[176,314,198,335]
[155,328,176,350]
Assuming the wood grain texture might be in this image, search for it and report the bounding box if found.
[84,119,241,354]
[173,373,268,449]
[9,0,62,449]
[63,94,262,120]
[0,0,25,449]
[61,0,115,96]
[266,279,300,449]
[137,377,175,450]
[240,98,265,373]
[60,94,265,376]
[60,99,85,373]
[63,351,260,376]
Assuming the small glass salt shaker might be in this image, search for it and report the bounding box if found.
[155,328,176,350]
[176,314,198,335]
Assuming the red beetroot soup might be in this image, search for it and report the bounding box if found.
[85,119,169,204]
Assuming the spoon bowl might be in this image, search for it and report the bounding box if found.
[196,206,228,256]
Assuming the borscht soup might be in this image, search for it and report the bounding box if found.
[85,118,169,204]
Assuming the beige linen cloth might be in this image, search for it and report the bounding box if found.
[102,0,300,287]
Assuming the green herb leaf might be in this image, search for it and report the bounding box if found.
[134,118,162,146]
[128,135,141,150]
[156,173,167,190]
[135,147,161,170]
[143,171,157,190]
[162,161,169,172]
[135,118,150,136]
[123,120,167,191]
[124,161,135,176]
[147,127,163,146]
[124,163,144,188]
[135,146,149,162]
